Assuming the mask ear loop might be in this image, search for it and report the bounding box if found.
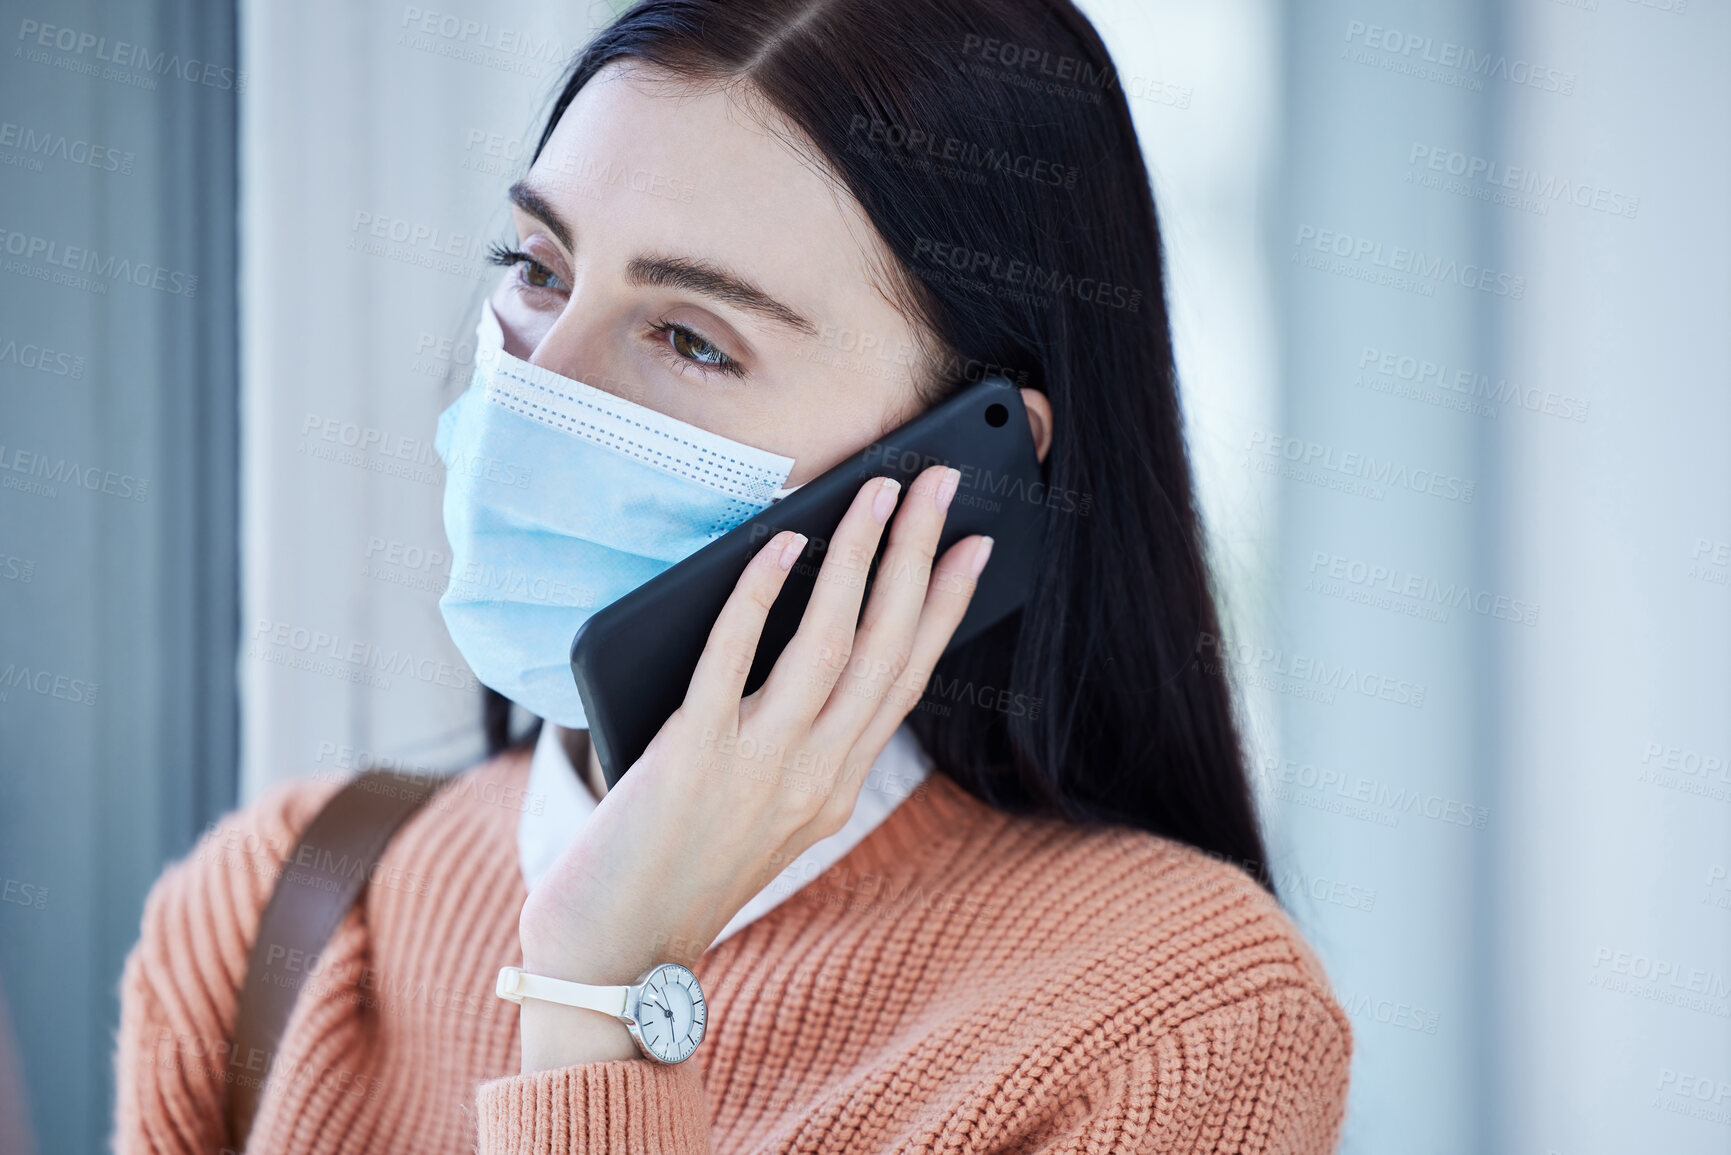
[475,298,506,364]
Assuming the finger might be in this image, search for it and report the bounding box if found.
[851,533,994,757]
[798,531,990,841]
[754,474,900,722]
[813,465,960,741]
[682,529,807,712]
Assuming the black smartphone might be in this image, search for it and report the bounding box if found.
[571,375,1046,788]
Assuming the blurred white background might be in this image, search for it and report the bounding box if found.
[238,0,615,797]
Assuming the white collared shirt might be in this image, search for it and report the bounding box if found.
[517,723,934,950]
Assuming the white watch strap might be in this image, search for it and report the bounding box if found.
[496,966,631,1019]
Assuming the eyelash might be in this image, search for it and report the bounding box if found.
[485,241,567,292]
[485,240,743,378]
[646,320,744,378]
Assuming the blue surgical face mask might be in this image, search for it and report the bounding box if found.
[434,301,799,727]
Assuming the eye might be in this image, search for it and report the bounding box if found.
[485,241,568,292]
[648,320,743,377]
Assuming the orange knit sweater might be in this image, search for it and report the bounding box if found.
[112,748,1352,1153]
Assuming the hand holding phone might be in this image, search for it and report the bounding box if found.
[572,377,1045,787]
[519,464,990,1039]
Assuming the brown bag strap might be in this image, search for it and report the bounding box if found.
[225,769,447,1150]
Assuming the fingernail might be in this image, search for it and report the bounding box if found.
[871,476,901,524]
[935,467,961,511]
[969,536,994,577]
[778,533,807,570]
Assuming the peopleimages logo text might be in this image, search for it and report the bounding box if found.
[1343,20,1575,95]
[1246,430,1475,504]
[15,19,246,91]
[1294,226,1525,299]
[0,227,198,297]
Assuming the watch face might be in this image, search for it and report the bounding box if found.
[633,963,706,1063]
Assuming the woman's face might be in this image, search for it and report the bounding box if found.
[488,61,934,486]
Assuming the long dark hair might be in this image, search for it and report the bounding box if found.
[480,0,1272,890]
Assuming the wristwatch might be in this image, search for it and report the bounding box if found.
[496,963,707,1064]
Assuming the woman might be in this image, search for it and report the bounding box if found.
[115,0,1352,1151]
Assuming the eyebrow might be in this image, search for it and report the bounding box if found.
[508,179,573,249]
[626,256,817,336]
[507,178,818,336]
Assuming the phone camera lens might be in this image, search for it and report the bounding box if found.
[984,403,1009,427]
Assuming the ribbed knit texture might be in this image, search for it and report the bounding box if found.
[112,750,1352,1154]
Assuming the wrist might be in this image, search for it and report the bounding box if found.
[520,948,647,987]
[517,996,640,1072]
[512,949,645,1072]
[519,922,711,986]
[506,953,711,1071]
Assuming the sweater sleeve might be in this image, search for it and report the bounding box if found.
[474,1059,711,1154]
[111,777,341,1155]
[471,986,1349,1155]
[996,984,1353,1155]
